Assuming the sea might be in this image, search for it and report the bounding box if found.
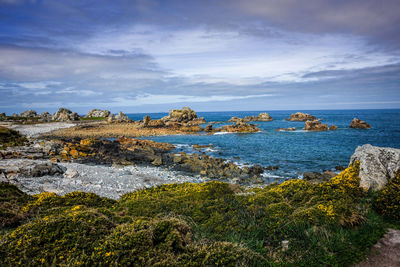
[126,109,400,180]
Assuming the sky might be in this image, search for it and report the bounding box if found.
[1,0,400,114]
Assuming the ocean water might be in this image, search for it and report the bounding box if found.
[126,109,400,180]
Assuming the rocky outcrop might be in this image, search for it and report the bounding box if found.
[52,108,80,121]
[85,109,111,118]
[329,125,338,131]
[108,111,132,123]
[286,112,317,121]
[244,113,273,122]
[350,118,371,129]
[350,144,400,191]
[40,112,52,121]
[304,120,328,131]
[214,121,259,133]
[227,117,242,123]
[162,107,205,124]
[170,152,263,182]
[20,110,38,117]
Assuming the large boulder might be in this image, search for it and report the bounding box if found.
[304,120,328,131]
[350,144,400,191]
[286,112,317,121]
[20,110,37,117]
[350,118,371,129]
[85,109,111,118]
[52,108,80,121]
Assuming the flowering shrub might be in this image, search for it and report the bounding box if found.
[374,170,400,220]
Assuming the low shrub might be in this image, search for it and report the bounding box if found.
[374,170,400,220]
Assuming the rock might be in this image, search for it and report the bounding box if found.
[0,112,6,118]
[215,121,259,133]
[52,108,80,121]
[350,118,371,129]
[303,171,335,183]
[0,170,8,183]
[40,112,52,121]
[265,165,279,171]
[162,107,202,124]
[85,109,111,118]
[117,170,132,176]
[12,113,18,118]
[193,144,213,149]
[20,110,38,117]
[244,113,273,122]
[143,115,151,127]
[276,127,296,132]
[304,120,328,131]
[205,124,213,132]
[227,117,242,123]
[286,112,317,121]
[64,169,79,179]
[151,156,163,166]
[19,163,65,177]
[116,111,131,122]
[329,125,338,131]
[350,144,400,191]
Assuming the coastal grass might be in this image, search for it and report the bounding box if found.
[0,126,28,149]
[0,163,396,266]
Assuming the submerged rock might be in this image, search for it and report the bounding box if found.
[350,144,400,191]
[286,112,317,121]
[85,109,111,118]
[52,108,80,121]
[276,127,296,132]
[350,118,371,129]
[304,120,328,131]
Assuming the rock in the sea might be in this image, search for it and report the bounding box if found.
[244,113,273,122]
[85,109,111,118]
[350,144,400,191]
[162,107,204,124]
[227,117,242,123]
[350,118,371,129]
[20,110,38,117]
[286,112,317,121]
[205,124,213,132]
[52,108,80,121]
[276,127,296,132]
[329,125,338,131]
[215,121,259,133]
[304,120,328,131]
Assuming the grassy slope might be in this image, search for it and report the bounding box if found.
[0,164,399,266]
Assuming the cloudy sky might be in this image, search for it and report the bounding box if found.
[1,0,400,114]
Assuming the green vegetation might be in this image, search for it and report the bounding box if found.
[79,117,107,121]
[374,170,400,221]
[0,126,27,149]
[0,163,398,266]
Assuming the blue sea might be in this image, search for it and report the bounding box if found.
[126,109,400,180]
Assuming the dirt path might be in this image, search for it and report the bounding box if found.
[356,228,400,267]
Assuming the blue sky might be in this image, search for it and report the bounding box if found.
[1,0,400,114]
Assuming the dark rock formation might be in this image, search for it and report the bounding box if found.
[350,118,371,129]
[303,170,336,183]
[304,120,328,131]
[286,112,317,121]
